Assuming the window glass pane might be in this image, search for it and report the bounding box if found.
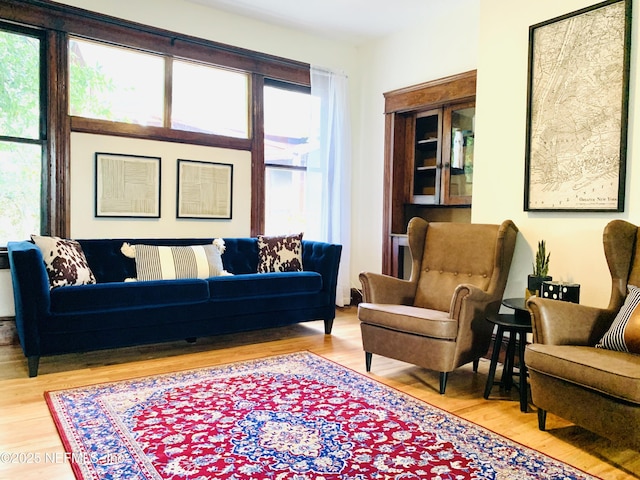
[172,60,249,138]
[0,29,40,139]
[0,142,42,244]
[263,85,316,235]
[69,38,164,126]
[265,167,306,235]
[264,86,315,167]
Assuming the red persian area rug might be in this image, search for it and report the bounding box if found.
[45,352,598,480]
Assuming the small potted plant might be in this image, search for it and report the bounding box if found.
[527,240,551,298]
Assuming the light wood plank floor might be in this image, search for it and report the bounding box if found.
[0,307,638,479]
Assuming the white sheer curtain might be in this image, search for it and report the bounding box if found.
[307,66,351,307]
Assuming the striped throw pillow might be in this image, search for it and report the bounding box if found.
[122,242,225,281]
[596,284,640,354]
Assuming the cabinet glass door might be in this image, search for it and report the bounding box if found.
[412,110,441,204]
[445,104,474,204]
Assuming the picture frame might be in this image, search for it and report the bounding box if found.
[95,152,161,218]
[177,159,233,219]
[524,0,631,212]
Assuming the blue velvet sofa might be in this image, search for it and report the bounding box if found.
[7,237,342,377]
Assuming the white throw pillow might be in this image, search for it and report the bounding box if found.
[121,239,229,281]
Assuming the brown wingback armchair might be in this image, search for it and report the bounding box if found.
[358,217,518,394]
[526,219,640,450]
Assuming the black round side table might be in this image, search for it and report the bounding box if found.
[483,300,532,412]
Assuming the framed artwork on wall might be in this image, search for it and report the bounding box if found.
[177,159,233,219]
[95,152,161,218]
[524,0,632,212]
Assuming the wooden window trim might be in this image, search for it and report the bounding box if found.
[0,0,311,242]
[0,1,309,83]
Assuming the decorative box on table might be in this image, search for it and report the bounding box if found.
[541,281,580,303]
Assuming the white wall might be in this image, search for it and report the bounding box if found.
[351,0,481,289]
[70,133,252,238]
[473,0,639,307]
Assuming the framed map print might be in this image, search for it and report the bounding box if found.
[524,0,632,211]
[177,159,233,219]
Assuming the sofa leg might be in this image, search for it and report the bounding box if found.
[323,318,334,334]
[472,358,479,372]
[365,352,372,372]
[439,372,448,394]
[537,408,547,431]
[27,356,40,377]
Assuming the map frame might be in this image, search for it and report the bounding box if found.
[524,0,632,212]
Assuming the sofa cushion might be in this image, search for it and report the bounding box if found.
[358,303,457,340]
[122,241,226,281]
[596,284,640,354]
[31,235,96,289]
[525,344,640,404]
[50,279,209,313]
[208,272,321,300]
[257,233,303,272]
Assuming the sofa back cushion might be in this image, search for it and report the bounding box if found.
[78,238,262,282]
[77,237,329,283]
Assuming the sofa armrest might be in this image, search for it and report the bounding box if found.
[7,241,51,357]
[301,240,342,303]
[359,272,416,305]
[526,296,617,346]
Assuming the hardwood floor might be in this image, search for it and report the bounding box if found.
[0,307,638,479]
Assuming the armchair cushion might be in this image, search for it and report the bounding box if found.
[525,344,640,404]
[358,303,456,339]
[596,284,640,354]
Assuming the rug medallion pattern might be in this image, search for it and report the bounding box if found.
[46,352,597,479]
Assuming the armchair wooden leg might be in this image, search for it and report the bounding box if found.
[365,352,372,372]
[472,358,479,372]
[537,408,547,431]
[439,372,448,394]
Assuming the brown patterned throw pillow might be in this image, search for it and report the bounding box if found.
[31,235,96,289]
[257,233,303,273]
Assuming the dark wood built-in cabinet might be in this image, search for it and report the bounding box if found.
[382,71,477,276]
